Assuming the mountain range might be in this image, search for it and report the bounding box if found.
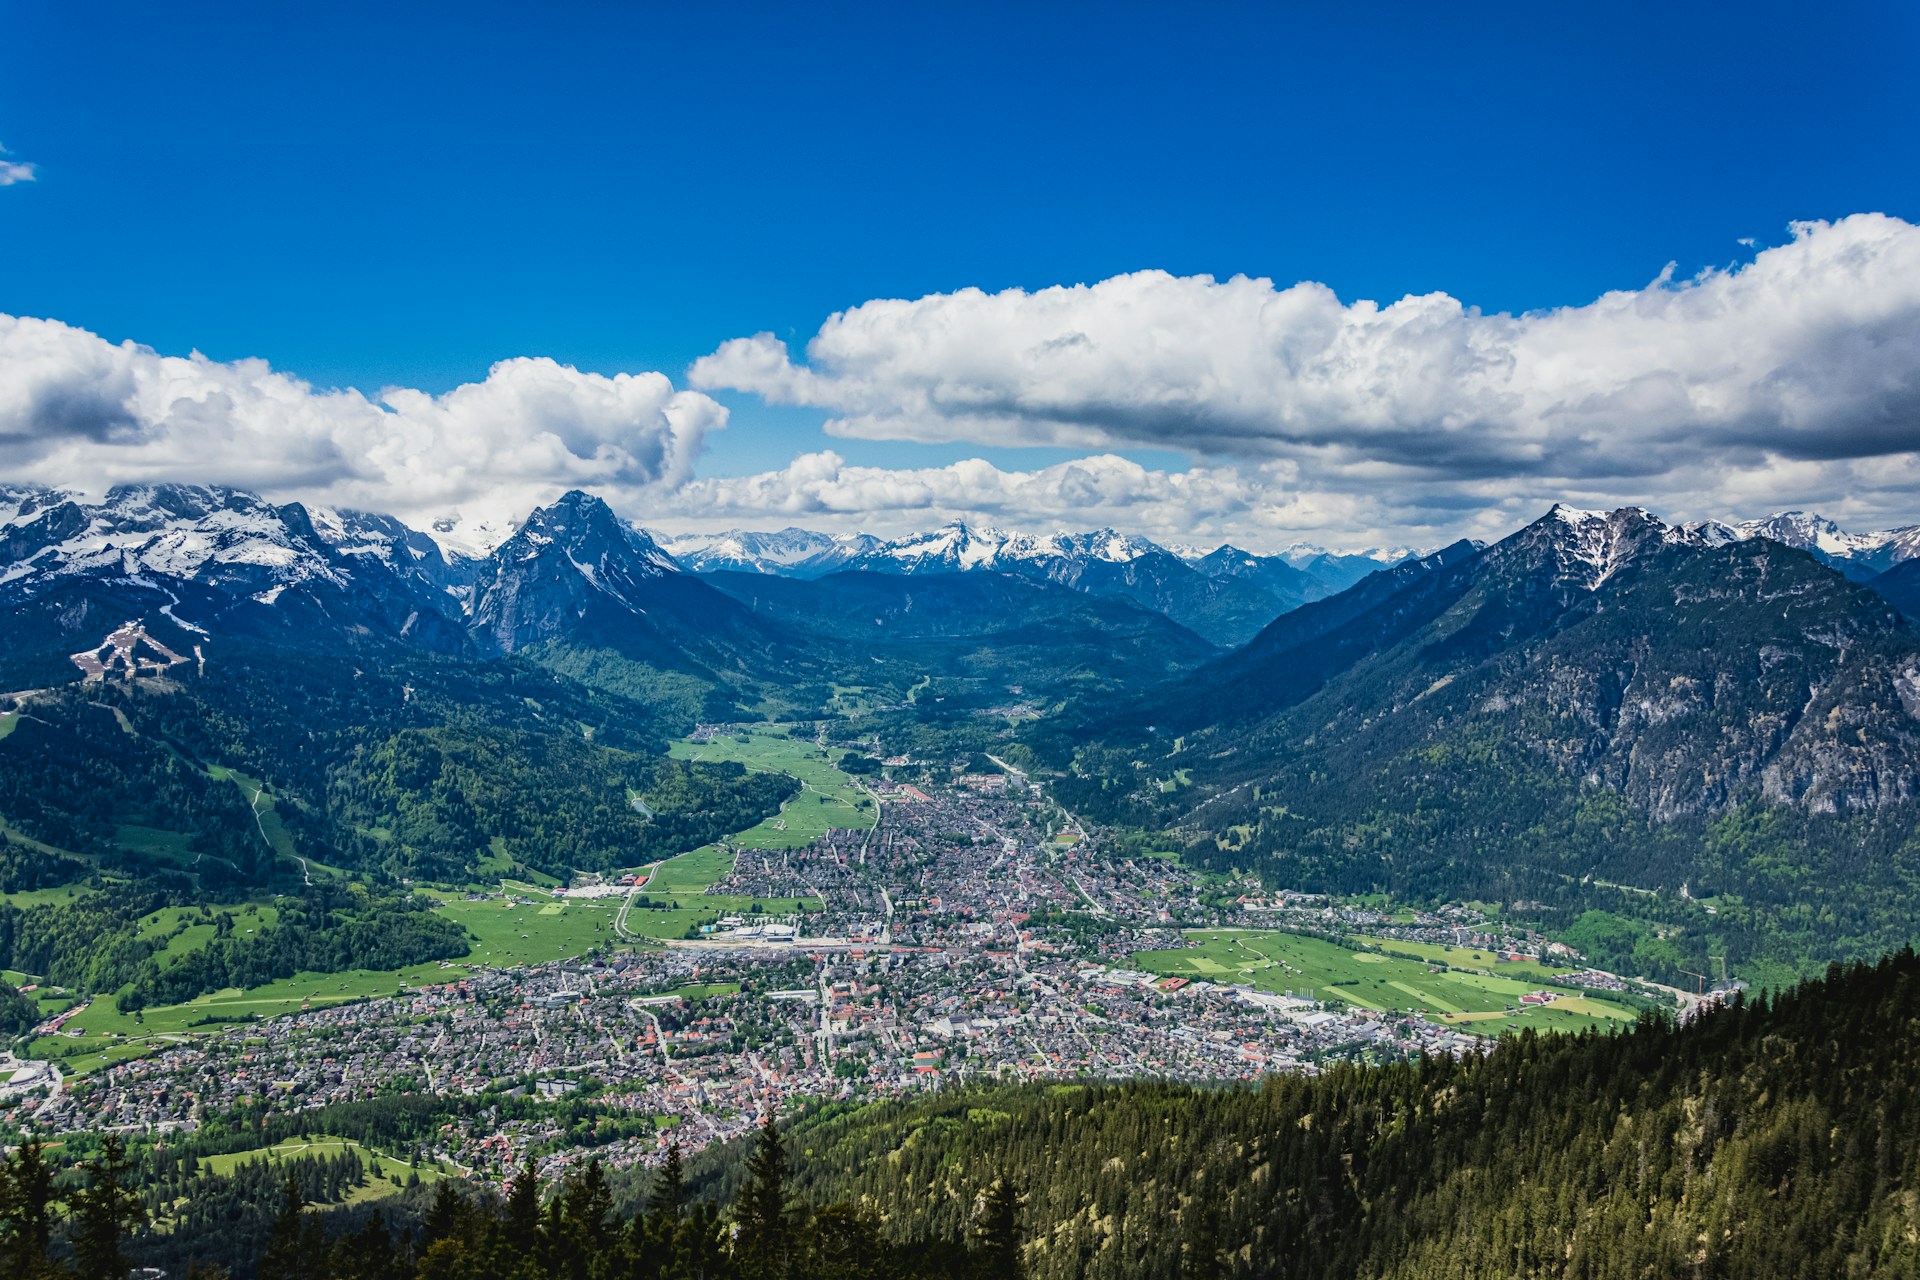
[9,483,1919,684]
[658,522,1414,645]
[6,480,1920,981]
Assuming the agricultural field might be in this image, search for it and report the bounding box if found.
[1133,929,1639,1036]
[669,725,874,850]
[1359,936,1576,985]
[646,844,737,894]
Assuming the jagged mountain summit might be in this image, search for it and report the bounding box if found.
[469,489,681,653]
[1681,510,1920,580]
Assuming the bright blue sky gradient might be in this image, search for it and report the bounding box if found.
[2,1,1918,537]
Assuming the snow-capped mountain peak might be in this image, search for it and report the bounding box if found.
[1532,504,1668,589]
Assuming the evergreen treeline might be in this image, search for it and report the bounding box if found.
[3,1126,1006,1280]
[0,976,37,1033]
[0,699,279,886]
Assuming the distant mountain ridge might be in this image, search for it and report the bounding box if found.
[652,527,880,578]
[1122,503,1920,817]
[5,482,1918,682]
[1683,509,1920,580]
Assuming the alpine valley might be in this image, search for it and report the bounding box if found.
[6,481,1920,1279]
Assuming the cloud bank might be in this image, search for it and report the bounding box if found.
[662,452,1283,543]
[4,214,1920,550]
[0,315,723,547]
[690,214,1920,540]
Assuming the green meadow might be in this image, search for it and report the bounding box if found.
[646,844,737,894]
[669,724,874,850]
[189,1137,452,1207]
[1133,929,1639,1036]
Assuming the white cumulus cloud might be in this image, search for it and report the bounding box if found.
[691,214,1920,535]
[0,314,723,546]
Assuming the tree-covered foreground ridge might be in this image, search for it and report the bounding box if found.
[5,950,1919,1279]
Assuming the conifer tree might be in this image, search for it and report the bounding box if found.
[650,1141,685,1220]
[504,1153,542,1256]
[259,1178,323,1280]
[0,1132,57,1278]
[734,1116,794,1279]
[72,1134,145,1280]
[973,1179,1025,1280]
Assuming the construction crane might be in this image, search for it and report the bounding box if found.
[1679,969,1710,997]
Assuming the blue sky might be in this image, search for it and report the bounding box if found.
[3,2,1919,547]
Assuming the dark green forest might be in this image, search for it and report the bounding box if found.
[5,948,1917,1279]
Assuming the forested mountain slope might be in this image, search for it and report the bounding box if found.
[0,638,793,888]
[1042,507,1920,984]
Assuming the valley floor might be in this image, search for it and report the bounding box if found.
[8,725,1665,1196]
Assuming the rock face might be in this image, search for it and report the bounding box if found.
[468,490,682,654]
[1143,505,1920,822]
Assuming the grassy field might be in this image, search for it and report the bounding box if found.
[1134,929,1639,1036]
[0,883,89,909]
[647,844,737,894]
[134,904,282,971]
[196,1137,451,1201]
[669,725,875,851]
[1359,936,1575,985]
[657,982,742,1000]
